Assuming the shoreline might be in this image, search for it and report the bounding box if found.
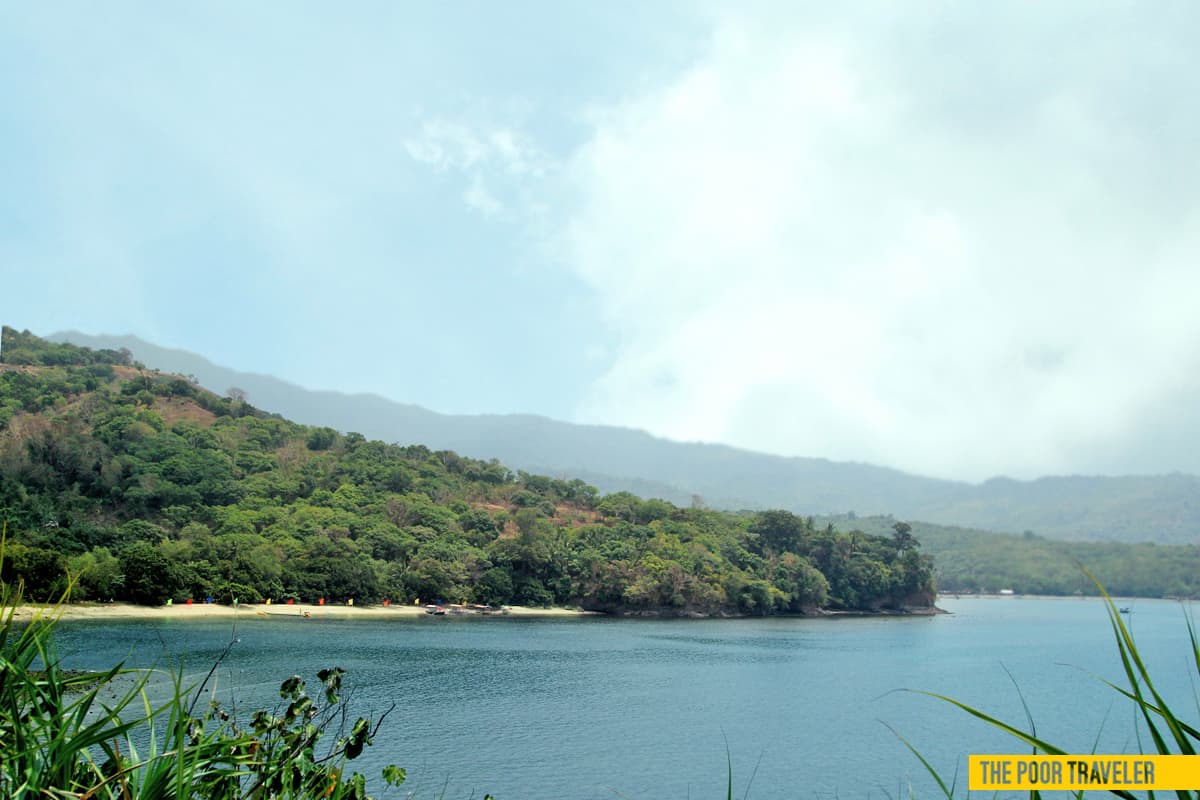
[9,602,949,622]
[816,605,946,617]
[9,602,596,622]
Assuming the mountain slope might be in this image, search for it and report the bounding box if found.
[49,331,1200,544]
[46,332,955,510]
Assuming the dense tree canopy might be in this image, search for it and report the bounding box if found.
[0,328,935,613]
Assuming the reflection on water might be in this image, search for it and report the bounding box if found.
[50,598,1196,800]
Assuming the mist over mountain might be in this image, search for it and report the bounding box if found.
[51,331,1200,544]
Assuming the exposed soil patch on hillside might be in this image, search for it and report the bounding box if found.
[153,396,217,427]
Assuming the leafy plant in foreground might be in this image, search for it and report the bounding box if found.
[0,525,405,799]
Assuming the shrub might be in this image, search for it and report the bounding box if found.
[0,526,406,799]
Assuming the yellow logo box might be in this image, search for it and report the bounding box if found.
[969,755,1200,791]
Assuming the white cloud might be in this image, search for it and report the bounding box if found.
[404,118,551,218]
[404,120,491,172]
[559,9,1200,481]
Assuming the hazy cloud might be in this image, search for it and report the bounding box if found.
[559,7,1200,480]
[405,118,552,217]
[7,3,1200,481]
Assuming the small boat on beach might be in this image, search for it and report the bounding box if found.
[424,603,506,616]
[257,608,314,618]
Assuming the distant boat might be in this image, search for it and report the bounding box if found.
[1119,606,1132,614]
[999,589,1015,596]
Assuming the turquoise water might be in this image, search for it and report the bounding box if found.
[50,597,1197,799]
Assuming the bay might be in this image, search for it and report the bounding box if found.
[50,597,1197,799]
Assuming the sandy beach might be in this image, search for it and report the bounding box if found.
[9,601,596,622]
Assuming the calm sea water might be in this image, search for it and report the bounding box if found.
[50,597,1197,799]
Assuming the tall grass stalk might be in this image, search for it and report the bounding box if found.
[901,569,1199,800]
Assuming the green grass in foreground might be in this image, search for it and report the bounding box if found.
[893,568,1200,800]
[0,527,420,800]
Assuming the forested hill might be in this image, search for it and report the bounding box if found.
[46,333,948,514]
[818,515,1200,599]
[0,328,934,613]
[49,331,1200,544]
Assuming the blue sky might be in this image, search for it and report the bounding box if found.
[3,3,1199,482]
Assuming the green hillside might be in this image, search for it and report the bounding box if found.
[51,331,1200,544]
[0,328,933,614]
[821,514,1200,598]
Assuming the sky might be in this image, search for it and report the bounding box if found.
[2,2,1199,483]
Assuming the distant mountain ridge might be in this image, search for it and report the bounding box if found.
[50,331,1200,544]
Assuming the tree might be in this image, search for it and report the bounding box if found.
[749,510,807,556]
[67,547,124,600]
[306,427,338,451]
[0,543,67,601]
[891,521,919,552]
[772,552,829,610]
[473,566,514,605]
[120,542,183,604]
